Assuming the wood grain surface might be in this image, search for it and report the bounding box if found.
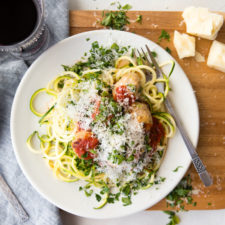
[69,10,225,210]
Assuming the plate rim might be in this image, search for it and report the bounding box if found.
[10,29,200,219]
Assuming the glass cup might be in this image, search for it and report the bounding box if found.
[0,0,50,61]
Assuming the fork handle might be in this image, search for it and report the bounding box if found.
[0,174,29,222]
[164,98,213,187]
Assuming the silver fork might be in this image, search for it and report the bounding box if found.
[137,45,213,187]
[0,174,29,222]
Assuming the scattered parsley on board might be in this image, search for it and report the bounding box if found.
[159,30,170,42]
[100,2,143,30]
[165,47,172,54]
[162,174,197,225]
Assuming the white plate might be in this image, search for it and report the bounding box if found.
[11,30,199,219]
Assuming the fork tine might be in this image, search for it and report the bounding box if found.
[133,49,138,61]
[145,45,164,92]
[140,48,152,66]
[145,45,162,75]
[135,48,152,81]
[136,49,142,58]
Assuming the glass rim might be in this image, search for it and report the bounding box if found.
[0,0,46,51]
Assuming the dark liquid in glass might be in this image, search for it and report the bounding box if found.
[0,0,38,46]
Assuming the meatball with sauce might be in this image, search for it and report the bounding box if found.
[113,71,141,106]
[129,102,153,131]
[72,130,98,160]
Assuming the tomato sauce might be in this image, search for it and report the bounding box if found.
[114,85,135,105]
[72,133,98,160]
[91,99,101,120]
[149,117,165,152]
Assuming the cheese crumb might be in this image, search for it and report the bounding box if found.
[173,30,195,59]
[207,40,225,73]
[195,51,205,62]
[182,7,224,40]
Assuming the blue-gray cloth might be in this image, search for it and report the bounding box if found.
[0,1,68,224]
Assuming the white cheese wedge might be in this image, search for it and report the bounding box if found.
[173,30,195,59]
[207,40,225,73]
[182,7,224,40]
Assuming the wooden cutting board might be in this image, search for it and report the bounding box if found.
[69,10,225,210]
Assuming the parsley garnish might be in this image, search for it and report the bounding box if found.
[100,186,109,194]
[115,192,121,200]
[95,194,102,202]
[164,211,180,225]
[122,4,132,10]
[100,3,137,30]
[151,51,157,57]
[122,196,132,206]
[85,189,93,197]
[86,38,90,41]
[107,197,115,203]
[166,175,194,210]
[159,30,170,42]
[57,80,64,89]
[136,15,143,24]
[62,41,129,74]
[173,166,183,172]
[127,155,134,161]
[122,184,131,196]
[79,186,83,191]
[165,47,172,54]
[101,5,130,30]
[136,56,143,65]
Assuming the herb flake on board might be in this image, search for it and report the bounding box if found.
[159,29,170,42]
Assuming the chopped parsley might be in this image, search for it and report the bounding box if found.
[62,41,129,74]
[160,177,166,182]
[136,15,143,24]
[166,175,195,210]
[164,211,180,225]
[100,186,109,195]
[159,30,170,42]
[121,4,132,10]
[151,51,157,57]
[79,186,83,191]
[122,184,131,196]
[101,3,130,30]
[84,189,93,197]
[100,3,142,30]
[208,202,212,206]
[136,56,143,65]
[122,196,132,206]
[95,194,102,202]
[173,166,183,172]
[107,197,115,203]
[86,38,90,41]
[165,47,172,54]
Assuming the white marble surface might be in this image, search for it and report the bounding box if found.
[60,0,225,224]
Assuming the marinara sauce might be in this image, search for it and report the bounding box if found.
[114,85,135,105]
[149,117,165,152]
[72,132,98,160]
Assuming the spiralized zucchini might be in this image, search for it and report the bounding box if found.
[27,47,176,208]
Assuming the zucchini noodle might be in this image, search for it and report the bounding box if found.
[27,42,176,208]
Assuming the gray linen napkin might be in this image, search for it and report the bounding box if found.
[0,0,68,224]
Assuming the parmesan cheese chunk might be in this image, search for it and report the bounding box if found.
[173,30,195,59]
[182,7,224,40]
[207,40,225,73]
